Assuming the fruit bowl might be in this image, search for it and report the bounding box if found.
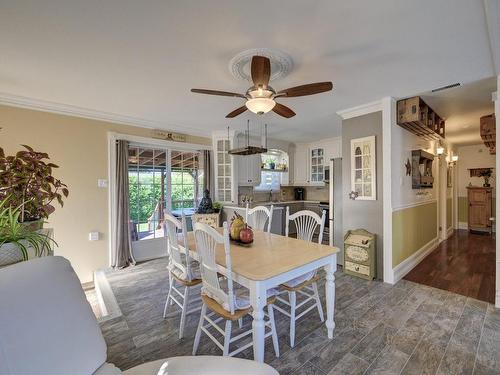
[231,238,254,247]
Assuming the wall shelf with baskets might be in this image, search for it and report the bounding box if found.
[397,96,445,140]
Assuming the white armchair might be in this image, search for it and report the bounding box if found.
[0,256,278,375]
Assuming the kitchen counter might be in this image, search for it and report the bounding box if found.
[223,200,323,210]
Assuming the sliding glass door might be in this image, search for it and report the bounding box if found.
[126,144,204,259]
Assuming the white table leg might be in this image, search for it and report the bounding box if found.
[250,281,266,362]
[324,254,336,339]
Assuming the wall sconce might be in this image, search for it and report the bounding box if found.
[436,142,444,156]
[448,155,458,166]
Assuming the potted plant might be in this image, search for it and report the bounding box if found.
[0,198,57,267]
[266,157,276,170]
[0,145,69,229]
[479,169,493,187]
[213,201,222,213]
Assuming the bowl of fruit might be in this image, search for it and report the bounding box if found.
[229,212,254,246]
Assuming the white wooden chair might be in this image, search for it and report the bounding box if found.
[192,222,280,358]
[274,208,326,347]
[162,213,202,339]
[245,205,274,233]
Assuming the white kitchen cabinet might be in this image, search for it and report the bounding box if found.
[237,154,261,186]
[309,147,325,185]
[213,131,237,204]
[292,145,309,185]
[291,137,341,186]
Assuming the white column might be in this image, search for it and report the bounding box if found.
[495,77,500,308]
[382,97,395,283]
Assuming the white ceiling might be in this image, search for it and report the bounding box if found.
[0,0,498,142]
[421,77,497,146]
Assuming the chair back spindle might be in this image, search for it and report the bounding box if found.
[164,213,193,280]
[193,222,235,314]
[246,205,274,233]
[285,208,326,244]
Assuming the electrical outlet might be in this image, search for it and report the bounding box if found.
[97,179,108,188]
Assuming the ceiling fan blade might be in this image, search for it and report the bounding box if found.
[251,56,271,88]
[273,103,296,118]
[277,82,333,97]
[191,89,246,98]
[226,106,248,118]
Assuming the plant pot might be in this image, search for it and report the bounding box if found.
[0,242,25,267]
[21,219,44,232]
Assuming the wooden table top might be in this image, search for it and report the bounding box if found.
[184,229,339,281]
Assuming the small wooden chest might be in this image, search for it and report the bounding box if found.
[344,229,376,280]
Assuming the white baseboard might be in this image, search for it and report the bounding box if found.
[458,222,468,230]
[446,227,454,239]
[94,269,122,323]
[393,237,439,283]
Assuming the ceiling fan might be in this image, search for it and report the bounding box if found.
[191,56,333,118]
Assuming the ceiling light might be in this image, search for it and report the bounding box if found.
[436,145,444,155]
[245,98,276,115]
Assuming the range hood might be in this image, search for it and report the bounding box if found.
[228,121,268,156]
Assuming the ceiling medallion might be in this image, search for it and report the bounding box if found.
[229,48,293,82]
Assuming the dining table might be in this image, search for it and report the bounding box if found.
[183,228,339,363]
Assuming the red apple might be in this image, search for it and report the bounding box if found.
[239,224,253,244]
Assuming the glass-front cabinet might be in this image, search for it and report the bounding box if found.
[310,147,325,183]
[350,136,376,200]
[213,131,237,204]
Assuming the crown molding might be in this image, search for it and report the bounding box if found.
[0,92,211,138]
[336,100,383,120]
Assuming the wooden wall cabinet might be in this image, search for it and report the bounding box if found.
[397,96,445,140]
[467,187,492,233]
[480,114,496,155]
[411,150,434,189]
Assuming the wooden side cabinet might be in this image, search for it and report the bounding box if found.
[467,187,492,233]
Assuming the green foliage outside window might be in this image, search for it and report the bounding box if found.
[128,170,198,225]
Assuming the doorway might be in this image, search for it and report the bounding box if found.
[403,77,497,304]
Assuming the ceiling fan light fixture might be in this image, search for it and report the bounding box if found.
[247,87,274,99]
[245,98,276,115]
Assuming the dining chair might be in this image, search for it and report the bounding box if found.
[162,213,202,339]
[192,222,280,358]
[245,204,274,233]
[275,207,326,347]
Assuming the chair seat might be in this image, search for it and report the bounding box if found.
[168,260,201,285]
[281,274,321,292]
[202,294,278,321]
[122,356,279,375]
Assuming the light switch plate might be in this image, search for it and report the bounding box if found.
[89,232,100,241]
[97,179,108,188]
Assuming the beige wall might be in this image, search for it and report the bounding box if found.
[392,201,438,267]
[0,104,210,283]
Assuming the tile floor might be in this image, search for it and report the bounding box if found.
[99,258,500,374]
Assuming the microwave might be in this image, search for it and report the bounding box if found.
[323,166,330,183]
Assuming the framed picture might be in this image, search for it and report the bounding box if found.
[350,136,376,200]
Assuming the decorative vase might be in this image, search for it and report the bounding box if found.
[483,177,491,187]
[0,242,24,267]
[269,162,275,170]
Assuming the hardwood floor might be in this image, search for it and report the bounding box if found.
[404,229,496,304]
